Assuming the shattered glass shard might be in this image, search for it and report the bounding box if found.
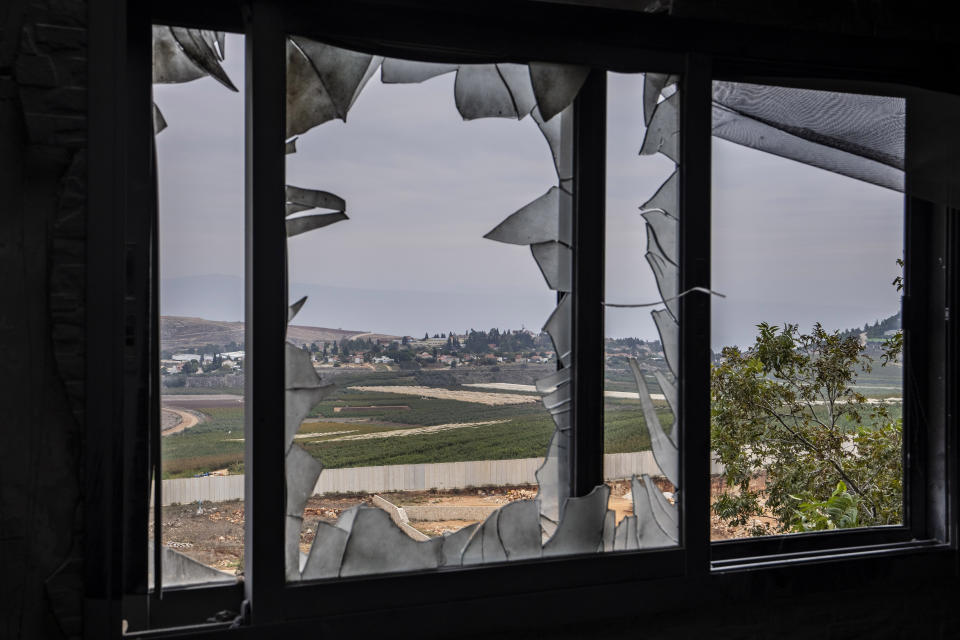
[288,296,307,323]
[148,542,235,587]
[641,209,678,266]
[646,228,679,320]
[532,106,564,179]
[601,509,616,552]
[170,27,237,91]
[530,241,572,292]
[286,39,338,138]
[441,522,478,567]
[535,428,571,526]
[152,26,207,85]
[628,358,679,487]
[290,37,380,119]
[302,522,349,580]
[640,169,678,215]
[497,500,542,561]
[286,212,349,237]
[652,309,678,378]
[285,387,335,453]
[484,188,568,246]
[285,444,323,518]
[380,59,458,84]
[339,506,443,577]
[614,515,640,551]
[541,379,571,415]
[640,91,679,163]
[643,72,678,126]
[496,63,537,117]
[285,138,298,154]
[633,475,678,546]
[459,520,487,566]
[528,62,590,122]
[285,343,335,450]
[286,515,304,581]
[542,485,610,557]
[153,102,167,134]
[536,365,571,394]
[476,510,509,564]
[285,341,324,389]
[652,370,679,448]
[543,293,572,366]
[644,474,678,533]
[455,65,520,120]
[285,186,346,215]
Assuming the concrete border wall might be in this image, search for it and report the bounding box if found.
[157,452,723,506]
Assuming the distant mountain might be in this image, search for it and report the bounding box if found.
[160,316,386,353]
[160,274,555,337]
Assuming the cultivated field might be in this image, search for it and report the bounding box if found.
[160,368,675,479]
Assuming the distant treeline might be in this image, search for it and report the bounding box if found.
[839,311,901,340]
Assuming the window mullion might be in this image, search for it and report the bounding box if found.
[244,1,288,625]
[679,54,712,574]
[571,70,607,497]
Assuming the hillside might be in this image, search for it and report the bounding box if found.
[160,316,394,352]
[839,311,901,339]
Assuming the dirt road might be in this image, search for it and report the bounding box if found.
[161,408,201,436]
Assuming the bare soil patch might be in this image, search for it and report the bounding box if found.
[349,385,541,406]
[710,473,779,540]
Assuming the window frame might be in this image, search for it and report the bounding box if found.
[87,1,959,637]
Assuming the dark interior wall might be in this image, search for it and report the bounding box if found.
[0,1,86,639]
[0,2,957,639]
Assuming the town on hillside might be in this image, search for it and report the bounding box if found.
[159,323,668,381]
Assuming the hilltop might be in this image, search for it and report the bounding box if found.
[160,316,396,352]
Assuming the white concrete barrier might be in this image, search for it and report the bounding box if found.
[156,452,724,506]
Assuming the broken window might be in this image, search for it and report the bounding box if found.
[124,10,952,634]
[602,72,682,550]
[279,39,680,581]
[150,26,245,588]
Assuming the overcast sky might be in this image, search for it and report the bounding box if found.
[155,34,903,348]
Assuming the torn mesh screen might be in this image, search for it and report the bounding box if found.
[711,81,905,192]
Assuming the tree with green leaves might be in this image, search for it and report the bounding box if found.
[711,321,902,535]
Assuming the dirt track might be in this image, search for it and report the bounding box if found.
[161,394,244,409]
[161,408,201,436]
[349,385,540,406]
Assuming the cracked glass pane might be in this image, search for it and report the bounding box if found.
[710,82,904,539]
[603,72,681,548]
[151,28,247,590]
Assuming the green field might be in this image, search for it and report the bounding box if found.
[160,364,895,478]
[161,406,244,478]
[160,370,677,478]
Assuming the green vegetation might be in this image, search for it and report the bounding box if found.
[792,481,861,532]
[159,369,675,477]
[161,407,244,478]
[711,322,903,536]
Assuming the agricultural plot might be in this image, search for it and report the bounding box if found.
[159,369,675,478]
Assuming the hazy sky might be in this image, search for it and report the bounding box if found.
[155,34,903,347]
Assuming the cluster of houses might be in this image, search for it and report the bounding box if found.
[160,350,244,375]
[162,328,568,376]
[305,330,556,370]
